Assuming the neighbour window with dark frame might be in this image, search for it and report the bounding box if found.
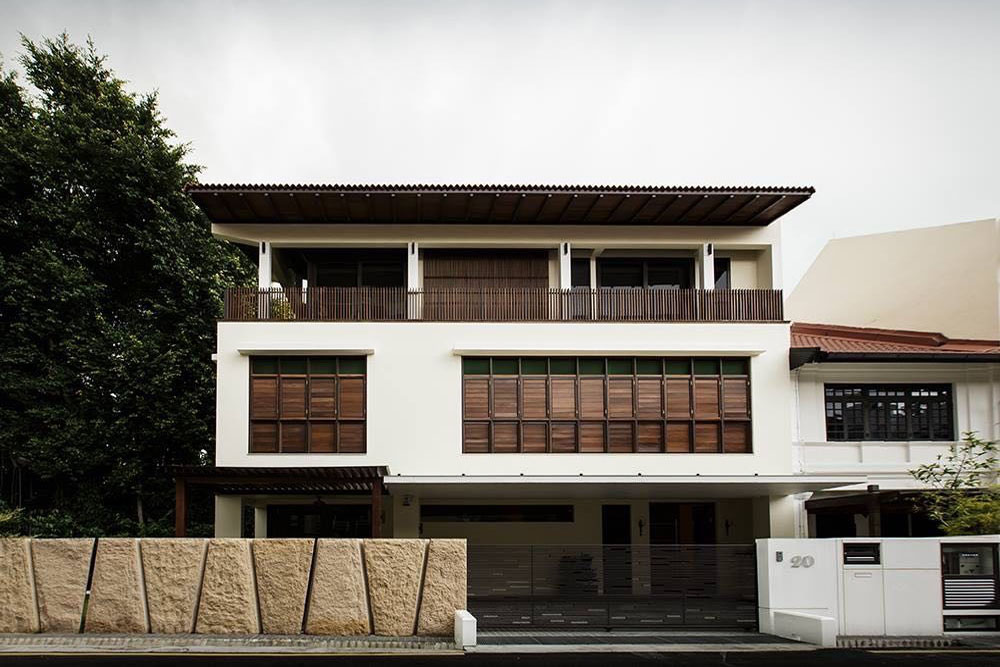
[824,384,954,441]
[249,356,366,453]
[462,356,751,453]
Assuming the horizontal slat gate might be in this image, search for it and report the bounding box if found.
[468,544,758,630]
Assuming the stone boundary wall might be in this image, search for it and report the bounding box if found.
[0,538,465,637]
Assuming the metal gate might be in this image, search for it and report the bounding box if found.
[468,544,758,629]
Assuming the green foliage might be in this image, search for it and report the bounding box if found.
[911,431,1000,536]
[0,35,254,536]
[270,296,296,320]
[0,504,24,536]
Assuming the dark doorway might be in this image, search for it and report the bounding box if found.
[649,502,716,544]
[602,504,632,595]
[267,503,371,538]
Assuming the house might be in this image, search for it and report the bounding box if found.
[175,183,856,548]
[786,220,1000,538]
[175,183,1000,630]
[789,324,999,539]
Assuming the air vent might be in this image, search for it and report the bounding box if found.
[844,543,881,565]
[944,579,998,609]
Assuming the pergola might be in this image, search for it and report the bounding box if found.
[172,465,388,537]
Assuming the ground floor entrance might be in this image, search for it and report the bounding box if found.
[414,497,776,631]
[467,542,758,629]
[267,503,371,538]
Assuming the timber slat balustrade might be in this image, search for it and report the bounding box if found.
[224,287,784,322]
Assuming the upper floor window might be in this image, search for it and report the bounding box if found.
[249,356,366,453]
[462,356,751,454]
[597,258,694,289]
[824,384,953,442]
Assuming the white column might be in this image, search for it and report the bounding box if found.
[768,243,783,290]
[769,495,797,538]
[392,492,420,538]
[698,243,715,289]
[558,242,572,288]
[258,241,272,289]
[407,241,419,290]
[214,495,243,538]
[407,242,420,320]
[254,506,268,538]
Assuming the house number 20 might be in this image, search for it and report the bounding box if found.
[790,555,815,568]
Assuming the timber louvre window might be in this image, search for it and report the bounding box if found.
[462,357,751,453]
[250,356,366,453]
[824,384,954,442]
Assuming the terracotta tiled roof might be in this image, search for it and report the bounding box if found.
[790,323,1000,367]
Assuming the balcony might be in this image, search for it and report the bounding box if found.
[223,287,784,322]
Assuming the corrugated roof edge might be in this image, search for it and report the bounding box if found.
[185,182,816,195]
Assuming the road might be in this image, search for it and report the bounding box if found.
[2,651,1000,666]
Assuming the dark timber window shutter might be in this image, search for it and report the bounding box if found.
[462,356,752,454]
[249,356,366,453]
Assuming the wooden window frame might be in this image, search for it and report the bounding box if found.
[249,356,367,453]
[461,357,752,454]
[824,383,954,442]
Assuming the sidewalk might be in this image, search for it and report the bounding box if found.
[471,629,813,653]
[0,633,460,655]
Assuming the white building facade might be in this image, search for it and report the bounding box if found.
[179,184,851,547]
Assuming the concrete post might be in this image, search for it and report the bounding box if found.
[407,242,419,290]
[769,495,797,538]
[698,243,715,289]
[258,241,271,289]
[214,495,243,538]
[392,492,420,538]
[254,506,268,538]
[407,242,420,320]
[558,242,572,289]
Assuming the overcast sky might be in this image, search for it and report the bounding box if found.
[2,0,998,287]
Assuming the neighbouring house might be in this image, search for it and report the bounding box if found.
[786,219,1000,340]
[789,322,1000,538]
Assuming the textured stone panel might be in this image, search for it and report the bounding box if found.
[253,539,313,635]
[195,539,259,634]
[32,538,94,633]
[0,538,39,633]
[85,538,148,633]
[142,538,207,634]
[305,539,370,635]
[364,539,427,636]
[416,539,467,636]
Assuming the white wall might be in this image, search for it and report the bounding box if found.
[215,321,793,478]
[787,219,1000,340]
[792,362,1000,489]
[758,536,1000,640]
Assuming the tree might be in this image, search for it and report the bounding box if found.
[0,35,254,536]
[910,431,1000,536]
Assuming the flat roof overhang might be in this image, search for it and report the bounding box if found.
[187,184,814,227]
[172,465,388,494]
[384,474,863,500]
